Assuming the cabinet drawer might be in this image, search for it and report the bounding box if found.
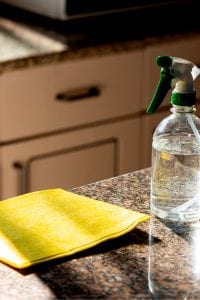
[1,51,142,142]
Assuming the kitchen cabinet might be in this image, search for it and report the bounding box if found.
[0,118,140,199]
[140,35,200,168]
[0,51,142,199]
[1,33,200,199]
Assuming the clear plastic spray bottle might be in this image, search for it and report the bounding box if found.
[147,56,200,222]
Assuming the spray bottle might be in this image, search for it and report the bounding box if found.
[147,56,200,222]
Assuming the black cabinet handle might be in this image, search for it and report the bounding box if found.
[55,85,101,102]
[13,161,28,195]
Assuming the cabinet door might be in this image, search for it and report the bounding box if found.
[140,34,200,168]
[0,118,140,200]
[28,140,115,192]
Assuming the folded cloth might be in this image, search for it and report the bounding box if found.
[0,188,150,269]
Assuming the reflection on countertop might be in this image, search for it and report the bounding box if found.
[0,17,68,62]
[1,168,200,299]
[149,218,200,299]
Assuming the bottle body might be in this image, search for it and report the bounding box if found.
[150,106,200,222]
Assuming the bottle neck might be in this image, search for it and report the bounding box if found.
[170,105,196,114]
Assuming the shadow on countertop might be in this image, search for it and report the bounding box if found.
[13,227,156,275]
[35,228,156,299]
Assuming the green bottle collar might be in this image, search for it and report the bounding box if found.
[171,91,196,106]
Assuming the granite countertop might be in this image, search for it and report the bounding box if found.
[0,14,154,74]
[1,168,200,299]
[1,11,200,75]
[0,14,145,73]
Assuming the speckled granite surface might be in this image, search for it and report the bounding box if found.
[1,15,200,75]
[0,14,147,73]
[1,168,200,299]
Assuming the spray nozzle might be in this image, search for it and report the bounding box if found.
[146,55,200,114]
[156,55,172,68]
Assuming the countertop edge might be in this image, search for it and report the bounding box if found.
[1,22,200,74]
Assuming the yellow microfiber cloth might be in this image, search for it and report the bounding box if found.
[0,188,150,269]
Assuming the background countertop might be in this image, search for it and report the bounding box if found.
[1,2,200,74]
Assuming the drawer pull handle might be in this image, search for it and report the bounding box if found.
[56,86,100,101]
[13,162,28,195]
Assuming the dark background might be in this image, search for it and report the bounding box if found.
[0,0,199,46]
